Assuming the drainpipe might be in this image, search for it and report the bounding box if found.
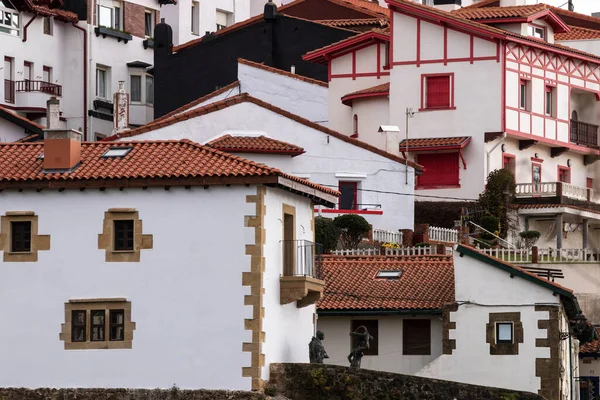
[569,334,574,400]
[485,132,507,178]
[22,14,37,42]
[71,22,88,141]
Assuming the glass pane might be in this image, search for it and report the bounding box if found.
[73,327,85,342]
[130,75,141,102]
[111,326,124,341]
[111,311,124,324]
[96,69,106,98]
[144,12,152,36]
[497,323,512,342]
[146,76,154,104]
[114,6,120,30]
[91,311,105,325]
[91,326,105,341]
[98,5,112,28]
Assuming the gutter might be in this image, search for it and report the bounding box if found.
[22,14,37,42]
[485,132,507,177]
[317,309,442,316]
[71,22,88,141]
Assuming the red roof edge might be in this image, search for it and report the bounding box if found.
[341,90,389,106]
[303,30,390,64]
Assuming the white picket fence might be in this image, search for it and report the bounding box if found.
[428,226,459,243]
[476,246,600,263]
[331,245,452,256]
[373,228,403,244]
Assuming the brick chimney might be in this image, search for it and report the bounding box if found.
[43,98,82,171]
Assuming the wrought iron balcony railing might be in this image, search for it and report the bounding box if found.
[15,80,62,97]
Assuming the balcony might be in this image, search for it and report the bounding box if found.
[12,80,62,110]
[570,120,599,148]
[15,80,62,97]
[280,240,325,308]
[515,182,600,207]
[4,79,14,103]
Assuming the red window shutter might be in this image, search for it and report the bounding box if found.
[426,76,450,108]
[417,153,459,187]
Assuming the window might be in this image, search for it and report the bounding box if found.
[97,1,121,30]
[130,75,141,102]
[216,10,229,31]
[96,67,108,99]
[519,79,531,111]
[423,75,451,110]
[191,1,199,35]
[43,66,52,83]
[545,86,556,117]
[0,1,20,36]
[403,319,431,355]
[145,75,154,105]
[383,42,390,68]
[339,181,358,210]
[114,5,121,30]
[11,221,31,253]
[558,166,571,183]
[43,16,52,35]
[351,320,378,355]
[4,56,13,103]
[282,204,296,277]
[496,322,513,344]
[144,10,155,37]
[23,61,32,81]
[352,114,358,138]
[98,5,113,27]
[114,219,134,251]
[528,25,545,40]
[416,153,459,188]
[60,299,135,350]
[102,147,132,157]
[502,154,516,177]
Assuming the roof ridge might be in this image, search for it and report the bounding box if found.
[237,58,328,87]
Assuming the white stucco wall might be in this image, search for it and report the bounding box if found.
[0,185,272,390]
[557,39,600,58]
[118,102,416,231]
[317,315,443,375]
[352,97,390,151]
[0,118,29,142]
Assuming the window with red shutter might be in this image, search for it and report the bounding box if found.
[417,153,459,188]
[426,76,450,109]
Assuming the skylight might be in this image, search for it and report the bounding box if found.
[102,147,132,158]
[377,270,402,279]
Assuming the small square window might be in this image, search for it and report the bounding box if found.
[11,221,31,253]
[529,25,545,40]
[114,220,134,251]
[496,322,513,344]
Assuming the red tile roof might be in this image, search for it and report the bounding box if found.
[462,0,498,8]
[103,93,423,171]
[580,328,600,355]
[329,0,389,18]
[556,26,600,41]
[399,136,471,150]
[515,204,600,217]
[452,4,549,20]
[317,255,455,311]
[303,29,390,63]
[0,139,339,201]
[238,58,328,87]
[207,134,305,156]
[12,0,78,22]
[316,18,388,28]
[341,82,389,105]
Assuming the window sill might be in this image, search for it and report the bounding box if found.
[8,251,32,255]
[415,184,461,190]
[112,250,135,253]
[95,26,133,44]
[315,208,383,215]
[418,106,456,112]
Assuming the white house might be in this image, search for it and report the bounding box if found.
[105,66,422,232]
[317,244,597,400]
[0,101,338,391]
[0,0,250,141]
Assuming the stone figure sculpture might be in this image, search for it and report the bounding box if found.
[348,325,373,368]
[309,331,329,363]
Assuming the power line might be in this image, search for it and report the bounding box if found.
[315,184,478,202]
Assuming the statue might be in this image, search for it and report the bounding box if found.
[309,331,329,363]
[348,325,373,368]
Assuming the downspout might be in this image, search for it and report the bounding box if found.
[569,334,574,400]
[485,132,507,178]
[22,14,37,42]
[71,22,88,141]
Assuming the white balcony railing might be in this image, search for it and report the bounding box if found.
[476,246,600,263]
[515,182,557,197]
[331,245,453,256]
[372,228,403,244]
[515,182,600,205]
[590,188,600,204]
[561,182,588,201]
[429,226,459,243]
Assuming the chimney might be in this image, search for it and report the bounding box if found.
[43,98,82,171]
[113,81,130,136]
[264,0,277,20]
[46,97,61,129]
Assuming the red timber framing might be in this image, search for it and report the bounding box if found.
[504,41,600,155]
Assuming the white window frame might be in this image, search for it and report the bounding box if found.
[216,10,230,31]
[145,75,154,105]
[128,68,154,106]
[129,74,142,103]
[144,9,155,37]
[191,1,199,35]
[96,66,109,100]
[0,1,20,37]
[97,1,122,30]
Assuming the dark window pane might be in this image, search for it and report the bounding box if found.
[91,310,105,341]
[114,220,134,251]
[351,319,378,356]
[403,319,431,355]
[110,310,125,341]
[11,221,31,252]
[71,310,86,342]
[339,182,357,210]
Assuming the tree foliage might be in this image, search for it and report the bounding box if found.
[519,230,541,248]
[315,216,340,252]
[478,169,516,238]
[333,214,371,249]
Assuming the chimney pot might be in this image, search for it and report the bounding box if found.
[46,97,61,130]
[43,129,82,171]
[264,0,277,20]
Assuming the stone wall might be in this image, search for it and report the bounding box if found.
[267,363,545,400]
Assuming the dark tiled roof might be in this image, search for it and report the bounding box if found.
[580,328,600,355]
[208,134,305,156]
[316,18,388,28]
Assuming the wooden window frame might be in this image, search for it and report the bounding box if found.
[420,73,455,112]
[558,165,571,184]
[351,319,378,356]
[60,298,135,350]
[338,181,359,210]
[0,211,50,262]
[98,208,153,262]
[403,319,432,355]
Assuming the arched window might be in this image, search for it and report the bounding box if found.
[352,114,358,138]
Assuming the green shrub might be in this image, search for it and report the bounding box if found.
[415,201,474,228]
[480,215,500,240]
[414,242,430,248]
[333,214,370,249]
[519,230,541,248]
[478,169,516,238]
[315,216,340,252]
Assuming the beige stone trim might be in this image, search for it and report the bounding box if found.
[59,299,136,350]
[442,303,458,355]
[535,305,560,400]
[0,212,50,262]
[242,186,266,391]
[98,209,153,262]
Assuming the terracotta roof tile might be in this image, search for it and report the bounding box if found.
[462,0,499,8]
[399,136,471,149]
[316,18,388,28]
[0,139,338,198]
[238,58,328,87]
[341,82,389,105]
[452,4,549,20]
[329,0,389,18]
[104,93,423,171]
[207,134,305,156]
[317,255,455,311]
[580,328,600,355]
[556,26,600,41]
[515,204,600,217]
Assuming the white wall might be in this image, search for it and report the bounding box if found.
[352,97,390,151]
[0,186,261,390]
[0,118,29,142]
[118,102,416,230]
[318,315,443,375]
[557,39,600,58]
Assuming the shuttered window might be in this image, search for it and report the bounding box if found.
[351,319,378,356]
[416,153,459,188]
[426,76,450,109]
[403,319,431,355]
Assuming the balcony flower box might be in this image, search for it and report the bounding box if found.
[94,26,132,43]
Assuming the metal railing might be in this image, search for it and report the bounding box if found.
[4,79,14,103]
[570,119,599,147]
[15,80,62,97]
[373,228,402,244]
[281,240,322,278]
[429,226,459,243]
[331,245,452,256]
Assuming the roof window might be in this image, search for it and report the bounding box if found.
[376,270,402,279]
[102,147,132,158]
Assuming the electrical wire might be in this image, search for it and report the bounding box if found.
[315,184,478,202]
